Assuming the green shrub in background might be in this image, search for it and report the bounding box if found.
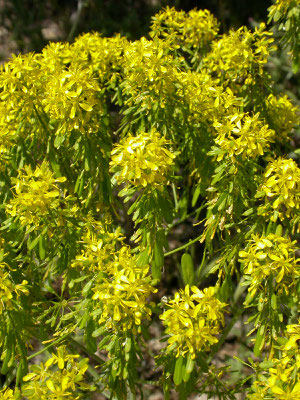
[0,1,299,399]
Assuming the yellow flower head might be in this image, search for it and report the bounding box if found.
[213,112,275,161]
[41,64,102,135]
[266,94,300,140]
[92,246,157,332]
[6,161,66,227]
[22,346,92,400]
[121,37,181,109]
[71,225,125,273]
[0,263,29,314]
[160,285,226,359]
[110,128,176,189]
[72,33,127,84]
[0,388,21,400]
[150,7,219,50]
[257,157,300,223]
[239,233,299,297]
[202,24,275,88]
[248,323,300,399]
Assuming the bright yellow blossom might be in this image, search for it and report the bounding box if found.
[0,388,21,400]
[0,263,29,314]
[160,285,226,358]
[72,32,127,84]
[41,63,103,135]
[213,112,275,161]
[202,23,275,89]
[257,157,300,223]
[22,346,93,400]
[71,226,124,273]
[92,246,157,332]
[266,94,300,140]
[6,161,66,227]
[248,323,300,399]
[110,128,176,189]
[121,37,181,109]
[239,233,299,297]
[150,7,219,50]
[269,0,300,15]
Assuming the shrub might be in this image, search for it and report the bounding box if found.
[0,3,299,400]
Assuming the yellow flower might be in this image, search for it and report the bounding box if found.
[92,246,157,332]
[0,263,29,314]
[71,225,124,273]
[160,285,226,358]
[239,233,299,297]
[213,112,275,161]
[6,161,66,227]
[110,128,176,189]
[71,32,127,84]
[202,23,275,90]
[266,94,300,140]
[247,323,300,399]
[22,346,92,400]
[41,63,103,135]
[0,388,21,400]
[257,157,300,223]
[150,7,219,50]
[121,37,181,109]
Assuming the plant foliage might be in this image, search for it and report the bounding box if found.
[0,3,299,399]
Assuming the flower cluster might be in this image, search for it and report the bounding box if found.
[110,128,176,189]
[42,64,103,135]
[248,322,300,400]
[178,72,242,128]
[239,233,299,297]
[71,32,127,85]
[71,225,124,273]
[202,23,275,89]
[121,37,181,109]
[92,246,157,333]
[266,94,300,140]
[160,285,226,359]
[213,112,275,161]
[150,7,219,51]
[6,161,66,227]
[0,53,43,143]
[0,263,29,314]
[257,157,300,223]
[0,388,21,400]
[22,346,93,399]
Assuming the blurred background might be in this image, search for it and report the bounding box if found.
[0,0,272,60]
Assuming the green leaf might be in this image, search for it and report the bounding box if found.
[136,246,150,267]
[85,320,97,353]
[92,326,106,338]
[1,346,12,375]
[16,358,28,386]
[186,354,195,374]
[82,279,94,295]
[174,356,184,386]
[181,253,195,286]
[27,234,41,251]
[192,185,201,207]
[39,234,46,260]
[254,325,265,357]
[151,241,164,280]
[271,294,277,310]
[54,133,65,149]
